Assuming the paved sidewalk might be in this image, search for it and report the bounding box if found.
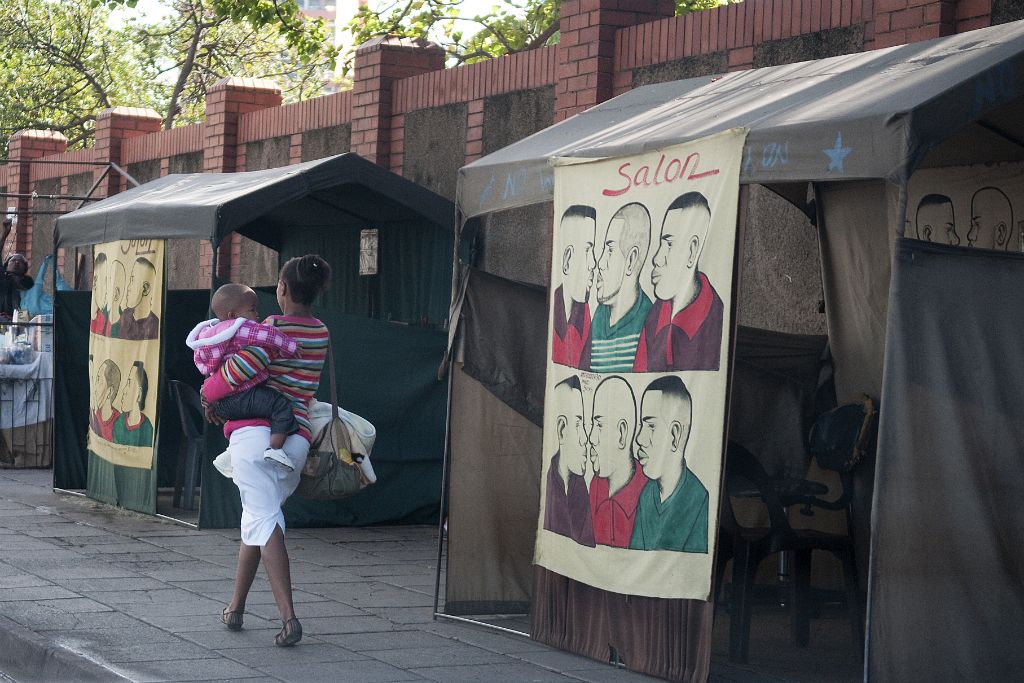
[0,469,671,683]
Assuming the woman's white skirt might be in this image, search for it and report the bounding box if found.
[228,426,309,546]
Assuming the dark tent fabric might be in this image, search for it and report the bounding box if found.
[461,268,547,426]
[53,291,92,490]
[867,238,1024,680]
[458,22,1024,217]
[54,153,454,250]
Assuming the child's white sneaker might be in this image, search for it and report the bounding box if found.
[213,450,233,479]
[354,454,376,484]
[264,447,294,472]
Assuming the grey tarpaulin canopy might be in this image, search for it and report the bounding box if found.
[458,21,1024,219]
[53,151,454,530]
[443,20,1024,682]
[55,152,455,249]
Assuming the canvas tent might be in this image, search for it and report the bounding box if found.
[444,21,1024,682]
[53,153,454,529]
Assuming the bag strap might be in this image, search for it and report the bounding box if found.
[327,332,341,425]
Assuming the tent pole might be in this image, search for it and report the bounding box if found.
[432,364,454,619]
[433,200,467,617]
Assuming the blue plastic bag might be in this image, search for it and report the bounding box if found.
[20,254,71,317]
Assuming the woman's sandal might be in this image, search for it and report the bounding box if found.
[221,607,244,631]
[274,617,302,647]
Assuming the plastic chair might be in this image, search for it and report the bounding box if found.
[720,400,877,663]
[170,380,204,511]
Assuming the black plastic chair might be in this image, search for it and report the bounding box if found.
[170,380,204,511]
[720,400,876,663]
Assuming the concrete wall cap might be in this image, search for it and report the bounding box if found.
[9,129,69,142]
[356,35,444,54]
[208,76,282,94]
[96,107,163,121]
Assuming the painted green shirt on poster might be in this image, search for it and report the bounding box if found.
[112,412,154,447]
[629,465,708,553]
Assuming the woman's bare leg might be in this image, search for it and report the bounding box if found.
[228,541,261,613]
[261,525,296,622]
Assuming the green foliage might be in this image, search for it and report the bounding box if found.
[96,0,334,64]
[0,0,337,154]
[348,0,736,69]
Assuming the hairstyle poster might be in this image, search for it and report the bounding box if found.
[536,129,746,600]
[907,162,1024,252]
[86,240,165,511]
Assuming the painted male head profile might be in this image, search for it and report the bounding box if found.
[558,205,597,307]
[553,374,588,482]
[597,203,651,312]
[118,360,149,417]
[109,260,127,323]
[652,192,711,315]
[636,375,693,498]
[970,186,1013,250]
[124,257,156,316]
[590,376,637,493]
[92,359,121,413]
[916,194,958,245]
[92,253,108,309]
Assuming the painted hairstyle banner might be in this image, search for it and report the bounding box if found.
[908,162,1024,252]
[86,239,165,512]
[536,129,746,600]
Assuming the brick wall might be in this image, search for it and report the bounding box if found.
[8,0,1013,290]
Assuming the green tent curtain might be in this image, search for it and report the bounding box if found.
[280,222,453,326]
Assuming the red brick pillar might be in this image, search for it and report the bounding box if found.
[93,107,163,198]
[351,37,445,168]
[872,0,957,48]
[556,0,674,122]
[6,130,68,262]
[202,77,283,282]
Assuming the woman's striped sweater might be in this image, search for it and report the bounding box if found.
[217,315,329,440]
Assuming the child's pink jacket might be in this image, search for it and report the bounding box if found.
[185,318,298,392]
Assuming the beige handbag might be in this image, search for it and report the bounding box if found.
[294,340,372,500]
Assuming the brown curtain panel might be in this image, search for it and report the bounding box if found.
[532,567,713,682]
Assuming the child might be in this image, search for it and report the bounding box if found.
[186,283,299,471]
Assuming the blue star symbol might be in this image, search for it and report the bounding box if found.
[824,132,852,175]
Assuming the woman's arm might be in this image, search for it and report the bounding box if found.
[201,346,273,402]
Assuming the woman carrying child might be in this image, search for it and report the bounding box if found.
[201,254,331,648]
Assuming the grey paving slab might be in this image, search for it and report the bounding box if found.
[366,644,509,669]
[257,659,425,683]
[118,598,228,617]
[412,662,579,682]
[75,541,169,554]
[564,666,668,682]
[299,614,402,635]
[177,627,286,650]
[515,649,613,671]
[245,599,365,621]
[50,624,185,651]
[15,609,142,632]
[350,564,437,578]
[31,597,114,613]
[84,587,213,604]
[422,622,550,654]
[0,573,51,589]
[217,642,368,666]
[319,630,452,652]
[363,607,436,625]
[141,612,280,633]
[52,576,167,592]
[0,537,64,550]
[0,586,81,601]
[108,655,267,682]
[87,639,221,664]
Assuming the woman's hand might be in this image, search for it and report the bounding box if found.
[200,395,224,425]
